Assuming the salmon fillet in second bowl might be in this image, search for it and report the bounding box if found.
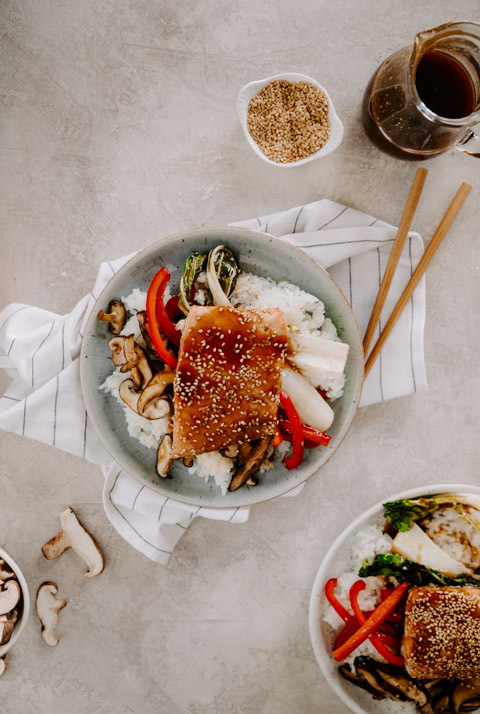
[172,306,288,459]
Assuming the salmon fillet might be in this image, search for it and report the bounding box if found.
[403,586,480,679]
[172,306,288,458]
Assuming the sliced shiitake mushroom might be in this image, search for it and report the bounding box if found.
[353,657,429,706]
[157,435,174,478]
[339,663,386,700]
[108,336,129,367]
[97,299,126,335]
[137,372,174,411]
[119,379,140,413]
[229,437,271,492]
[451,681,480,713]
[108,336,153,390]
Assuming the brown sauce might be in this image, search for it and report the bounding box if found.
[415,50,476,119]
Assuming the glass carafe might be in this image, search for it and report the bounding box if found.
[362,22,480,160]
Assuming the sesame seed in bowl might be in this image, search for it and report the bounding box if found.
[237,72,344,167]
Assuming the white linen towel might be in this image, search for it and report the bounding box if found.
[0,199,427,563]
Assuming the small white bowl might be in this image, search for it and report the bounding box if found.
[237,72,344,167]
[0,547,30,658]
[308,483,480,714]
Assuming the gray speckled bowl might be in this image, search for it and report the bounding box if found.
[80,226,363,508]
[309,483,480,714]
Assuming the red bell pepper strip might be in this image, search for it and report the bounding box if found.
[278,420,331,447]
[146,268,178,368]
[324,579,357,626]
[156,297,181,347]
[165,295,182,323]
[279,392,304,470]
[349,581,404,666]
[332,582,408,663]
[278,430,320,450]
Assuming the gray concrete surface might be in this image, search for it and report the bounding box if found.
[1,1,479,712]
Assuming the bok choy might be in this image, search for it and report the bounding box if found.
[179,251,207,315]
[179,246,240,314]
[383,493,480,533]
[359,553,480,587]
[206,245,239,306]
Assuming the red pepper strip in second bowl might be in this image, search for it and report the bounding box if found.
[349,581,404,667]
[279,392,304,470]
[332,582,408,663]
[324,579,357,627]
[146,268,178,369]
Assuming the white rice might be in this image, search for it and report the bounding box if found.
[101,270,348,490]
[187,452,235,496]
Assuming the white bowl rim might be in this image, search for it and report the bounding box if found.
[308,482,480,714]
[237,71,344,167]
[80,224,364,508]
[0,546,30,657]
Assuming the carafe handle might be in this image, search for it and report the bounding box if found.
[456,129,480,157]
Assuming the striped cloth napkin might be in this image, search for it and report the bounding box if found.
[0,199,427,564]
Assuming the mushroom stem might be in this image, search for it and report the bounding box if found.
[42,507,105,578]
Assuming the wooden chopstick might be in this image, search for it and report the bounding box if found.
[364,182,472,379]
[363,167,428,356]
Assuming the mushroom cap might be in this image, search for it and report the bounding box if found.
[0,581,21,615]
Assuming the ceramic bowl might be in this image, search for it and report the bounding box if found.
[0,547,30,658]
[237,72,344,167]
[308,483,480,714]
[80,226,363,508]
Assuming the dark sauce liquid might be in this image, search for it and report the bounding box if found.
[362,50,477,160]
[415,50,475,118]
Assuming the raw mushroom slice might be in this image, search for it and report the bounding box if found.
[0,609,19,625]
[0,581,21,615]
[36,582,67,647]
[42,507,105,578]
[0,561,14,581]
[97,299,126,335]
[0,621,14,646]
